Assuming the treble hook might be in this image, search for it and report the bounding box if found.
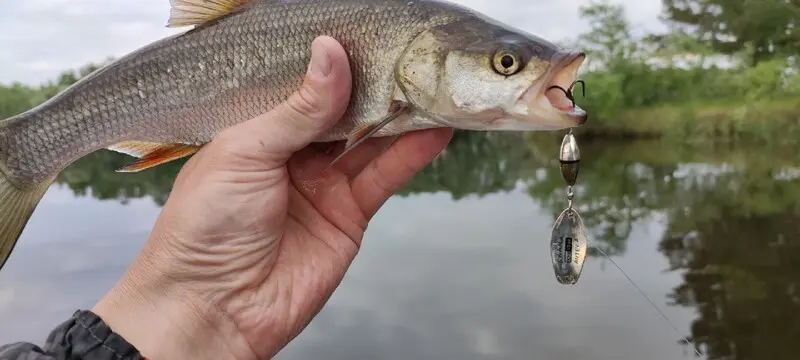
[569,80,585,99]
[546,79,586,107]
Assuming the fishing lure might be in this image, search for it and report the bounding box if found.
[549,79,589,285]
[549,128,588,285]
[546,81,703,356]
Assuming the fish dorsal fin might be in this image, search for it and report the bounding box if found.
[167,0,254,28]
[107,141,202,172]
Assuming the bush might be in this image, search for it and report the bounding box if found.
[576,58,799,123]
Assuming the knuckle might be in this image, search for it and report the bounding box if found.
[210,126,280,166]
[286,85,325,120]
[368,160,395,195]
[214,127,239,143]
[210,128,241,152]
[208,129,247,157]
[391,144,418,175]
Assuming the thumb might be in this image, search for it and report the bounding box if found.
[234,36,352,164]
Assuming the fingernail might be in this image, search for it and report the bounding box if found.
[307,39,332,78]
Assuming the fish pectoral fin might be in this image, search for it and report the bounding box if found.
[167,0,254,28]
[325,102,409,170]
[108,142,202,173]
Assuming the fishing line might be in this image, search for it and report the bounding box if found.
[589,240,703,358]
[548,80,698,356]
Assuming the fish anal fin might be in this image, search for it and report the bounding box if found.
[326,102,410,170]
[111,142,202,173]
[107,141,167,158]
[167,0,254,28]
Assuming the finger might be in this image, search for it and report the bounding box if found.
[309,141,340,154]
[291,135,398,179]
[231,36,352,166]
[285,145,372,242]
[350,128,453,218]
[329,136,399,178]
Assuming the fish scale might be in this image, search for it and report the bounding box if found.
[0,0,588,271]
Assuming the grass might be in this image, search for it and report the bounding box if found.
[572,98,800,144]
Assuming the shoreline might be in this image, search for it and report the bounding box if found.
[570,99,800,143]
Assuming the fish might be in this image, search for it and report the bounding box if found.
[0,0,588,271]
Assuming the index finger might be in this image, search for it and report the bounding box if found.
[350,128,453,219]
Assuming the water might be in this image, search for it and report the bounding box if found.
[1,130,799,360]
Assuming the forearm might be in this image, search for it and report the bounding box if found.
[91,255,258,360]
[0,265,259,360]
[0,310,145,360]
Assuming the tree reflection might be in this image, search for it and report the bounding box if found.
[659,166,800,360]
[523,134,681,256]
[56,150,187,206]
[522,134,800,359]
[54,130,539,204]
[398,130,534,199]
[51,128,687,264]
[54,130,536,206]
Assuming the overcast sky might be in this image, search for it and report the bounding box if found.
[0,0,667,85]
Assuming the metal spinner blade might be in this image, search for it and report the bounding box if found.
[550,130,589,285]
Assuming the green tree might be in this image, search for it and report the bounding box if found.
[576,0,641,71]
[641,28,718,68]
[661,0,800,65]
[0,84,37,118]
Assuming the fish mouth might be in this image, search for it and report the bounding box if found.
[540,49,588,126]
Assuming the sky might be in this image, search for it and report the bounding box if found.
[0,0,668,85]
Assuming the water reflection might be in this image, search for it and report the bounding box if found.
[6,130,800,359]
[527,135,800,360]
[658,168,800,360]
[56,150,187,206]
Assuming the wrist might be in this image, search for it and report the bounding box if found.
[92,254,255,360]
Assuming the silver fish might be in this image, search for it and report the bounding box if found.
[0,0,588,270]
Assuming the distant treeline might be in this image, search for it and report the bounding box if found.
[0,63,104,119]
[568,1,799,140]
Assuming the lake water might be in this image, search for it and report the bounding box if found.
[1,130,799,360]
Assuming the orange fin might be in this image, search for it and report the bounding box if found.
[326,102,409,170]
[107,141,201,173]
[107,141,167,158]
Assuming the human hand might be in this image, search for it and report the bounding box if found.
[92,36,453,360]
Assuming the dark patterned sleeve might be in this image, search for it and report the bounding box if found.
[0,310,145,360]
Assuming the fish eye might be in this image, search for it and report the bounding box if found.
[492,49,521,76]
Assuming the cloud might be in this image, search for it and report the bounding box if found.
[0,0,180,85]
[0,0,666,85]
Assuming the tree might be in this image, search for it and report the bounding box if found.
[641,29,718,68]
[661,0,800,65]
[576,0,641,71]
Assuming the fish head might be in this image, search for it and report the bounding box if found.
[395,16,587,131]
